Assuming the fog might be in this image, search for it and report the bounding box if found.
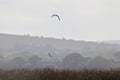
[0,33,120,70]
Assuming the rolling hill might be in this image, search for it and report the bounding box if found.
[0,33,120,59]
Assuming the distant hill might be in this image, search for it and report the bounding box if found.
[104,40,120,45]
[0,33,120,58]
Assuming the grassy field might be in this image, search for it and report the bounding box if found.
[0,69,120,80]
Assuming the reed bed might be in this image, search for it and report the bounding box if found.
[0,69,120,80]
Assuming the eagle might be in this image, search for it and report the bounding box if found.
[51,14,60,21]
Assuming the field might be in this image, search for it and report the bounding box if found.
[0,69,120,80]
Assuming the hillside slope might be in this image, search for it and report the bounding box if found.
[0,33,120,58]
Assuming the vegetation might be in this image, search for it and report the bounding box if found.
[0,69,120,80]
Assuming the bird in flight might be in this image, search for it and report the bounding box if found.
[48,53,52,57]
[51,14,60,21]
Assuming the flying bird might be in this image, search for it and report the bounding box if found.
[48,53,52,57]
[51,14,60,21]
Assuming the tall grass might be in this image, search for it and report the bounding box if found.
[0,69,120,80]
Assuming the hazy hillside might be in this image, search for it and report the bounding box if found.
[104,40,120,45]
[0,33,120,58]
[0,33,120,70]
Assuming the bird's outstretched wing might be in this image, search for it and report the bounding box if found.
[51,14,60,21]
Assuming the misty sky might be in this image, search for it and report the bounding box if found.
[0,0,120,41]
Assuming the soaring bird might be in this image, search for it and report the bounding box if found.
[48,53,52,57]
[51,14,60,21]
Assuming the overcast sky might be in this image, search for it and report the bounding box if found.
[0,0,120,41]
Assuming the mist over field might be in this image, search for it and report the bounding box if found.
[0,33,120,70]
[1,0,120,79]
